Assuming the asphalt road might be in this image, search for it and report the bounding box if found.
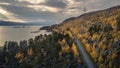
[73,33,95,68]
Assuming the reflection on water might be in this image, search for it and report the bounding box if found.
[0,26,50,46]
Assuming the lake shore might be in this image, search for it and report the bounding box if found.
[0,26,51,47]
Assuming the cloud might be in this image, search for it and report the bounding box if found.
[0,0,66,12]
[39,0,67,9]
[18,0,67,9]
[0,6,26,22]
[0,0,120,24]
[27,5,61,12]
[0,4,63,23]
[18,0,67,12]
[18,0,46,4]
[64,0,120,15]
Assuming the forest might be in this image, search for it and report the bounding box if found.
[0,5,120,68]
[55,5,120,68]
[0,32,87,68]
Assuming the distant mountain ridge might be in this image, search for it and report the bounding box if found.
[59,5,120,27]
[0,21,25,26]
[0,21,47,26]
[40,5,120,31]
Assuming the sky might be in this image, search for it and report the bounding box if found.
[0,0,120,24]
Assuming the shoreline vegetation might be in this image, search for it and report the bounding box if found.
[0,31,87,68]
[0,5,120,68]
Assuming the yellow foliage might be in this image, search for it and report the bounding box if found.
[114,37,118,42]
[68,32,73,39]
[112,52,117,60]
[86,44,92,52]
[91,48,98,59]
[62,45,70,53]
[98,55,103,63]
[92,34,97,41]
[62,39,66,43]
[112,33,116,38]
[27,47,33,56]
[117,31,120,39]
[118,31,120,35]
[99,41,103,48]
[82,39,87,44]
[103,45,107,51]
[77,34,82,39]
[59,38,71,53]
[15,52,24,58]
[84,33,90,38]
[59,38,66,45]
[102,38,106,43]
[71,43,79,57]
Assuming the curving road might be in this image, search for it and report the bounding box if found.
[72,33,95,68]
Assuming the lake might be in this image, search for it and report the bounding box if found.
[0,26,50,47]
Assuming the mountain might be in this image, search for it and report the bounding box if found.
[0,21,47,26]
[52,5,120,68]
[0,21,25,26]
[58,5,120,29]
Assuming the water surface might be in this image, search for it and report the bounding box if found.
[0,26,50,46]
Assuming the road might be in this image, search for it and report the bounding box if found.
[73,33,95,68]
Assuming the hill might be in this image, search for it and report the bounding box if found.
[0,21,25,26]
[0,5,120,68]
[53,5,120,68]
[58,5,120,29]
[0,21,46,26]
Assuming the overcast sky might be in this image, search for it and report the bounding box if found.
[0,0,120,24]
